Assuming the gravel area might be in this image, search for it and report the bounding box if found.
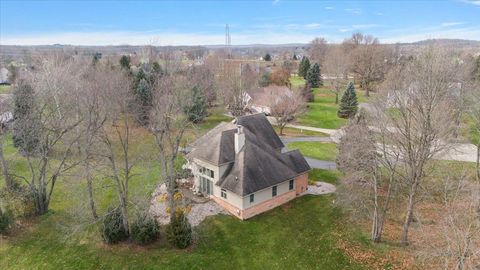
[149,183,229,227]
[302,181,336,195]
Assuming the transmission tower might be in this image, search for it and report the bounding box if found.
[225,24,231,59]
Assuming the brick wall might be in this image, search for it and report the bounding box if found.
[211,172,309,220]
[295,173,308,195]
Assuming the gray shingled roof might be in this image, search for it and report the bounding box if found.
[188,113,310,196]
[234,113,284,150]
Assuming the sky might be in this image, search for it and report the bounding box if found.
[1,0,480,46]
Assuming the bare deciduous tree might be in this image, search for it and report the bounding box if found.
[370,47,459,245]
[337,114,398,243]
[308,37,328,67]
[344,33,385,97]
[149,73,192,220]
[14,55,83,215]
[269,90,306,135]
[324,46,350,104]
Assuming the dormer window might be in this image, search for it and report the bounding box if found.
[221,189,227,199]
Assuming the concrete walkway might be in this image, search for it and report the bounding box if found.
[281,136,332,144]
[302,181,336,196]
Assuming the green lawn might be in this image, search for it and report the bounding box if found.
[309,168,343,185]
[0,107,398,269]
[0,85,11,94]
[273,126,329,137]
[287,141,338,161]
[292,76,369,130]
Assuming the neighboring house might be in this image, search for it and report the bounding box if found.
[0,67,10,85]
[187,113,311,220]
[245,85,292,115]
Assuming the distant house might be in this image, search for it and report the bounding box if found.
[186,113,311,220]
[245,85,293,115]
[0,68,10,85]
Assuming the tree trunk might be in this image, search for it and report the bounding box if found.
[279,124,285,136]
[400,185,417,246]
[335,92,339,104]
[0,138,13,189]
[476,144,479,184]
[85,161,98,219]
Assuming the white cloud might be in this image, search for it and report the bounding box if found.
[339,28,351,33]
[351,24,380,29]
[461,0,480,6]
[304,23,322,29]
[441,21,465,27]
[345,8,362,14]
[380,26,480,43]
[0,30,326,46]
[325,6,334,10]
[272,0,280,5]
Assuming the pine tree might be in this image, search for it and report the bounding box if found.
[337,82,358,119]
[166,211,192,249]
[298,56,310,78]
[264,53,272,61]
[119,55,131,70]
[306,63,322,88]
[302,83,314,102]
[183,86,207,123]
[135,78,153,126]
[12,82,39,153]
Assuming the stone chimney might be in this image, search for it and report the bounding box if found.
[234,125,245,154]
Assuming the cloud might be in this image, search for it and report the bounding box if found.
[339,29,351,33]
[461,0,480,6]
[351,24,380,29]
[345,8,362,14]
[441,21,465,27]
[325,6,334,10]
[304,23,322,29]
[0,30,327,46]
[272,0,280,5]
[379,26,480,43]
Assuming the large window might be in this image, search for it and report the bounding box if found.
[200,176,213,195]
[250,194,255,203]
[289,179,294,190]
[199,166,214,178]
[272,186,277,197]
[221,189,227,199]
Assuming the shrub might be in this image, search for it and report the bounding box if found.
[101,207,129,244]
[131,212,160,245]
[0,209,13,234]
[166,211,192,249]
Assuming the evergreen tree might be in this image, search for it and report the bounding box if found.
[152,61,163,75]
[474,55,480,82]
[298,56,310,78]
[135,78,153,126]
[12,82,39,153]
[258,71,271,87]
[301,83,314,102]
[306,63,322,88]
[264,53,272,61]
[183,86,207,123]
[166,211,192,249]
[119,55,131,70]
[337,82,358,119]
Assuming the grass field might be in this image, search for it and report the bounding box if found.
[287,141,338,161]
[0,156,395,270]
[0,85,12,94]
[291,76,369,130]
[0,106,400,269]
[273,126,329,137]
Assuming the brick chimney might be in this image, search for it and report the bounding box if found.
[234,125,245,154]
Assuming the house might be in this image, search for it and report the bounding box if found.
[245,85,293,115]
[186,113,311,220]
[0,68,10,85]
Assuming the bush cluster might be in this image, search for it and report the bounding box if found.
[131,213,160,245]
[0,209,12,234]
[101,207,129,244]
[166,211,192,249]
